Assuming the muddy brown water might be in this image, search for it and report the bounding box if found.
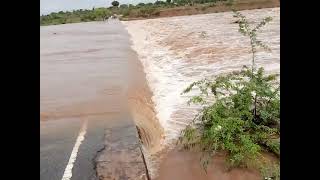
[40,20,162,149]
[156,150,262,180]
[40,21,130,121]
[41,13,278,179]
[40,20,159,179]
[124,8,280,179]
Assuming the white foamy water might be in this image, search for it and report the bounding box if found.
[123,8,280,151]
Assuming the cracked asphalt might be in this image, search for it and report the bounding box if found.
[40,114,136,180]
[40,117,104,180]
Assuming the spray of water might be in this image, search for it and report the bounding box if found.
[123,7,280,178]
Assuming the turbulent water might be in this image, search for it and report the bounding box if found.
[123,7,280,177]
[40,8,279,179]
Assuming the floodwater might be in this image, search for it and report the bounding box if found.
[124,7,280,179]
[41,7,280,179]
[40,20,156,179]
[40,20,131,121]
[156,150,261,180]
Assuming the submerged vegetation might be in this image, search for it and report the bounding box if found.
[179,11,280,179]
[40,0,279,25]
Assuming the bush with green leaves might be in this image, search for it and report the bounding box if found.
[226,0,234,6]
[154,0,167,6]
[119,4,129,8]
[146,3,154,6]
[180,66,280,166]
[137,7,160,17]
[120,8,131,17]
[40,8,112,25]
[260,162,280,180]
[137,2,146,7]
[179,10,280,175]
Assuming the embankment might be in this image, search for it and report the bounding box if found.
[126,46,165,178]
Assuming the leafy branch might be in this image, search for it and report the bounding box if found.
[179,10,279,179]
[233,10,272,73]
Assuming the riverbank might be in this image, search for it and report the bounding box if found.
[122,0,279,21]
[123,7,280,178]
[40,0,279,26]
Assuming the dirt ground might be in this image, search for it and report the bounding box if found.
[123,0,280,21]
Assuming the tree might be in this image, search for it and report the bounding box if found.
[166,0,172,3]
[154,0,167,6]
[137,3,146,7]
[119,4,128,8]
[111,1,119,7]
[232,10,272,74]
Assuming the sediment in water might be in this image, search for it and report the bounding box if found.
[126,43,165,178]
[123,7,279,179]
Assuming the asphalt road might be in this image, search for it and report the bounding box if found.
[40,118,97,180]
[41,113,135,180]
[40,20,139,180]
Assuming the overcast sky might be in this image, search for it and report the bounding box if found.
[40,0,155,15]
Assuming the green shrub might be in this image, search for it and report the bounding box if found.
[120,8,131,17]
[146,3,154,6]
[208,2,216,7]
[153,10,161,16]
[173,0,188,6]
[260,163,280,180]
[137,3,146,7]
[179,10,279,173]
[137,7,160,17]
[226,0,234,6]
[154,0,167,6]
[119,4,128,8]
[265,138,280,157]
[201,6,208,11]
[40,8,113,25]
[180,66,280,168]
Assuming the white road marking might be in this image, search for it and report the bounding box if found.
[61,120,88,180]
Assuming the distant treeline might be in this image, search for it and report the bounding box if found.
[40,0,228,25]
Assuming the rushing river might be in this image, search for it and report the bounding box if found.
[41,7,279,179]
[124,7,280,178]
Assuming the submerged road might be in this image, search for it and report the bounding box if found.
[40,20,142,180]
[40,114,135,180]
[40,118,103,180]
